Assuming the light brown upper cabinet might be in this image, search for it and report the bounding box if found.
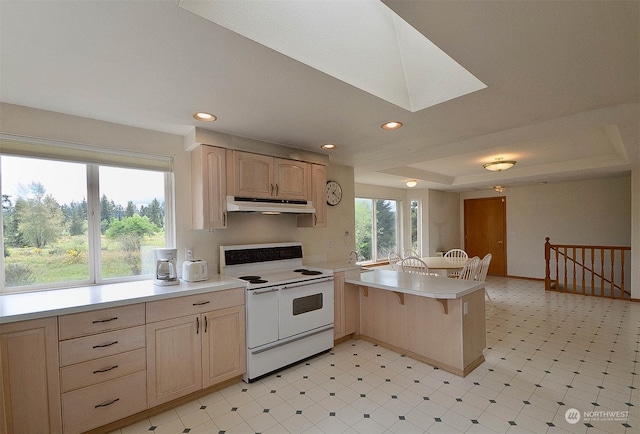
[228,150,311,201]
[191,145,227,229]
[297,164,327,228]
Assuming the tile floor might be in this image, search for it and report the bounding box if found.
[115,277,639,434]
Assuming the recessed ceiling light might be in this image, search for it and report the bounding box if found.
[381,121,403,130]
[321,144,337,150]
[406,180,417,188]
[193,112,217,122]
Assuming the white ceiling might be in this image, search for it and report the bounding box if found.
[1,0,638,192]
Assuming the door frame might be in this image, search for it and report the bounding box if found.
[463,196,507,276]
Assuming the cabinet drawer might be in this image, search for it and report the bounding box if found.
[146,287,244,323]
[61,371,146,434]
[59,303,145,340]
[60,348,146,392]
[59,325,145,366]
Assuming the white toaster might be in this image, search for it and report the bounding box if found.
[182,260,208,282]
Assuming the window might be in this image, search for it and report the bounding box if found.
[355,197,398,263]
[1,154,172,293]
[410,199,420,254]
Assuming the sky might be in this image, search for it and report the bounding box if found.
[1,155,164,207]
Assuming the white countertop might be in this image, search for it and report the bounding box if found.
[310,261,361,273]
[345,269,484,299]
[0,275,246,324]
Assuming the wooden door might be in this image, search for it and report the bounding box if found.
[274,158,310,200]
[202,306,246,388]
[464,197,507,276]
[146,316,201,407]
[0,317,62,434]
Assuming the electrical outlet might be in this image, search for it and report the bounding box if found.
[328,240,334,248]
[185,247,194,261]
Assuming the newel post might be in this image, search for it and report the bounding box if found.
[544,237,551,290]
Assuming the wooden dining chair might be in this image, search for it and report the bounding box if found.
[475,253,493,305]
[388,251,402,270]
[457,256,480,280]
[444,248,469,277]
[402,249,419,259]
[400,256,432,275]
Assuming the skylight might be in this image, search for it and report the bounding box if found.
[179,0,487,112]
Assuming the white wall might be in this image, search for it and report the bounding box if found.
[460,176,631,279]
[1,104,355,277]
[428,190,460,256]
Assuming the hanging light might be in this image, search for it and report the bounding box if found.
[483,157,516,172]
[406,180,417,187]
[493,185,505,193]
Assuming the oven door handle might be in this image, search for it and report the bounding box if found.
[251,287,280,295]
[281,276,334,290]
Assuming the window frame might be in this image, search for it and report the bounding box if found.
[0,150,175,294]
[354,196,401,265]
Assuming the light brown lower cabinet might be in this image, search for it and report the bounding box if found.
[0,317,62,434]
[333,272,360,341]
[146,288,246,408]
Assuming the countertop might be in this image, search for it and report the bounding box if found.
[0,275,246,324]
[345,269,484,299]
[309,261,361,273]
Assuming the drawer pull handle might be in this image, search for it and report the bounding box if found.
[93,341,118,349]
[95,398,120,408]
[93,365,119,374]
[192,301,210,306]
[92,317,118,324]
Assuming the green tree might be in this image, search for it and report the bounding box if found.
[144,198,164,229]
[100,194,113,234]
[68,199,87,236]
[355,199,372,261]
[125,201,137,218]
[106,215,158,275]
[16,182,65,248]
[375,199,397,259]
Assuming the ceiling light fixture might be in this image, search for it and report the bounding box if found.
[321,144,337,150]
[483,157,516,172]
[406,180,417,188]
[193,112,217,122]
[381,121,403,130]
[493,185,505,193]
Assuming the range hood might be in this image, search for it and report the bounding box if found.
[226,196,316,214]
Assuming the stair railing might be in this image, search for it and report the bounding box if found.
[544,237,631,299]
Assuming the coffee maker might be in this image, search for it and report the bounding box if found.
[153,248,178,286]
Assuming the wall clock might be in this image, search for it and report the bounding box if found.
[326,180,342,206]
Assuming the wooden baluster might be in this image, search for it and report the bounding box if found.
[620,248,626,299]
[600,248,605,297]
[572,247,577,294]
[590,248,595,296]
[555,248,559,291]
[580,247,587,294]
[544,237,551,291]
[563,247,568,293]
[610,249,615,299]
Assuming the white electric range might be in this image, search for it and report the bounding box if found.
[220,242,334,382]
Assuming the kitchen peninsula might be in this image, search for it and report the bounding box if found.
[345,269,486,377]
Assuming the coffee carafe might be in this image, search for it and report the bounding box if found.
[153,248,178,286]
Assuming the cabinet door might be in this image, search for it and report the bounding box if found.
[146,316,201,407]
[298,164,327,227]
[202,306,246,388]
[192,145,227,229]
[344,282,360,336]
[0,317,62,434]
[274,158,310,200]
[333,272,345,339]
[234,151,274,199]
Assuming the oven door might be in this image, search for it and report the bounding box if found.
[278,278,334,340]
[246,287,280,349]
